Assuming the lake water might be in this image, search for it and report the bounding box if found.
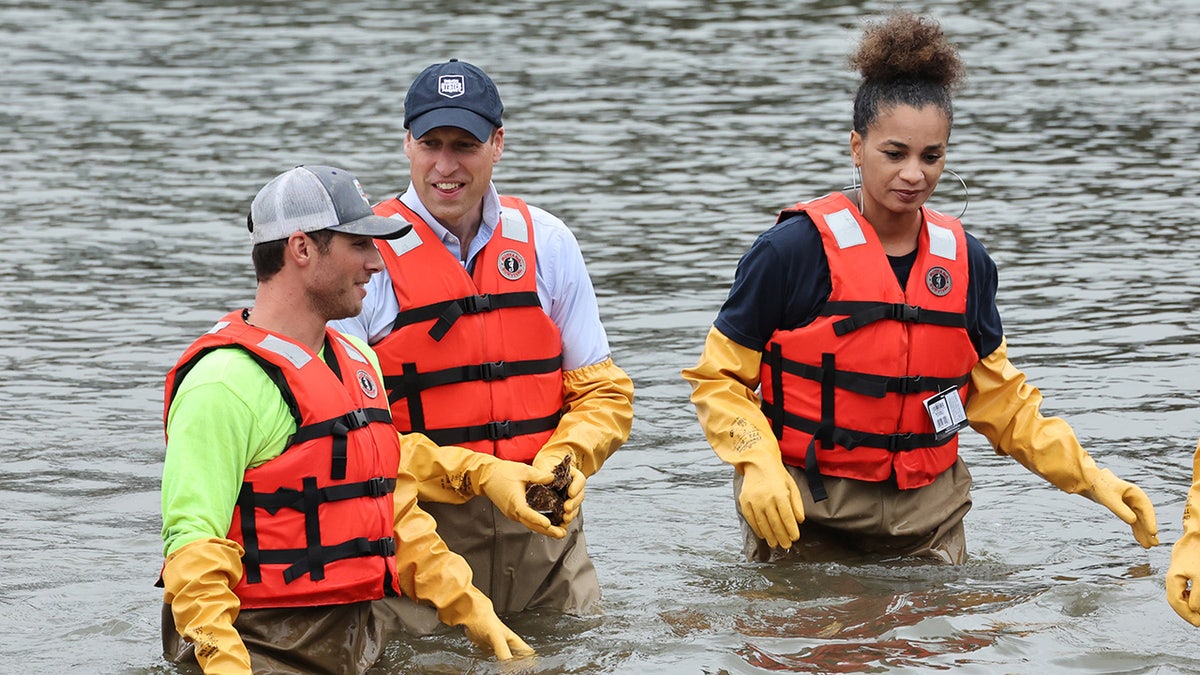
[2,0,1199,673]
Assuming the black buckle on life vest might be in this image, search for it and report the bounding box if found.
[895,375,923,395]
[887,432,914,452]
[485,420,513,440]
[365,476,392,498]
[890,303,921,323]
[344,409,370,430]
[479,360,506,381]
[462,294,492,314]
[378,537,397,558]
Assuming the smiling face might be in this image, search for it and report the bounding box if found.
[850,103,950,229]
[404,125,504,235]
[306,231,385,321]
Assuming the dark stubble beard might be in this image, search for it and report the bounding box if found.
[308,280,361,323]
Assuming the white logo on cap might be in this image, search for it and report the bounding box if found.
[352,179,371,206]
[438,75,465,98]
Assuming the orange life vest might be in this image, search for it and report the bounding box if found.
[759,193,978,492]
[164,311,402,609]
[370,196,564,462]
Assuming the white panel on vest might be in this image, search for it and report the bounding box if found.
[500,207,529,244]
[335,336,370,364]
[386,219,423,257]
[926,221,957,261]
[257,334,313,369]
[825,209,867,249]
[207,321,230,335]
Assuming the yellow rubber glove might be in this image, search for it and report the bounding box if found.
[966,337,1158,548]
[1167,438,1200,626]
[160,537,252,675]
[391,468,533,660]
[682,326,805,549]
[398,431,566,538]
[533,357,634,526]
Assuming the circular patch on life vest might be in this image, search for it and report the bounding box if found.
[926,266,953,297]
[497,249,526,281]
[356,370,379,399]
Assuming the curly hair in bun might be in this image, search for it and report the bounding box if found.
[850,10,965,136]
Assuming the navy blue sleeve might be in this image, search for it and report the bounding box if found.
[714,213,832,352]
[965,231,1004,359]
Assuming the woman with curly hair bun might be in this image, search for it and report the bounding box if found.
[683,10,1158,564]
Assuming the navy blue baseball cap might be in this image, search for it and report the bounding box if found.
[403,59,504,143]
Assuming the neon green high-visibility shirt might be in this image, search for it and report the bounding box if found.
[160,333,384,557]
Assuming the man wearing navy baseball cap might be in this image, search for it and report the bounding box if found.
[160,165,533,672]
[331,60,634,620]
[403,58,504,143]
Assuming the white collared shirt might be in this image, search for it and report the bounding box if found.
[329,182,611,371]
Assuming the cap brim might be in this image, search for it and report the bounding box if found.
[408,108,496,143]
[327,214,412,240]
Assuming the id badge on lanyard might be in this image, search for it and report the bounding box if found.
[923,386,968,441]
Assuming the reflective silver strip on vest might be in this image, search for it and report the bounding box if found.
[926,220,957,260]
[500,206,529,244]
[825,208,867,249]
[208,320,231,335]
[386,215,424,256]
[335,336,370,364]
[257,334,313,369]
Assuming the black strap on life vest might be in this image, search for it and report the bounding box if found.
[389,291,543,342]
[420,411,562,447]
[251,477,397,515]
[762,343,787,441]
[769,352,969,399]
[238,476,397,585]
[385,356,563,402]
[761,348,963,502]
[759,347,836,501]
[821,300,967,337]
[321,336,342,381]
[772,407,946,453]
[804,353,837,502]
[288,408,393,481]
[384,356,563,444]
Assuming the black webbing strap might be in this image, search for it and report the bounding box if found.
[384,356,563,398]
[321,336,342,381]
[252,536,398,585]
[388,291,543,342]
[391,362,426,431]
[804,435,828,503]
[822,301,967,337]
[776,408,946,452]
[771,355,969,398]
[237,476,395,585]
[301,477,324,581]
[237,481,263,584]
[421,411,562,447]
[251,477,397,515]
[287,408,392,481]
[762,343,786,440]
[804,353,838,502]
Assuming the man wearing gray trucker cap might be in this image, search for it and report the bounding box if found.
[331,60,635,619]
[159,165,533,673]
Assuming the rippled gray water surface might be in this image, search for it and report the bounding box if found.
[3,1,1199,673]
